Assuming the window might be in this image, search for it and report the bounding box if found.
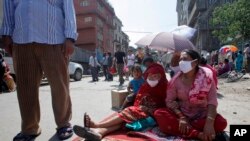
[96,18,104,27]
[97,32,103,41]
[84,17,92,23]
[80,0,89,7]
[97,3,104,12]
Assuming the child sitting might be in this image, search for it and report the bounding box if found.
[120,65,144,110]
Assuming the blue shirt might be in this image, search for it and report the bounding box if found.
[130,77,144,95]
[0,0,78,44]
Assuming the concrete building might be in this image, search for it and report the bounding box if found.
[177,0,236,52]
[73,0,115,63]
[113,16,123,52]
[121,31,129,53]
[113,16,129,53]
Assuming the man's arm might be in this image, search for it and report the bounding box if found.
[1,0,15,36]
[63,0,78,41]
[1,0,15,56]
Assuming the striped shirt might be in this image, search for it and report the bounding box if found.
[0,0,78,44]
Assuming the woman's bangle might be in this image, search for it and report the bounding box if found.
[207,116,215,121]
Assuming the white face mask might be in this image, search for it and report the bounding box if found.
[147,79,159,87]
[179,59,196,73]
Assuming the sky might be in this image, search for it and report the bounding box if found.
[108,0,178,47]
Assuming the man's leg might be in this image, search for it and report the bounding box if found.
[247,58,250,73]
[12,44,43,135]
[94,67,98,81]
[117,64,124,84]
[91,67,95,81]
[36,44,72,128]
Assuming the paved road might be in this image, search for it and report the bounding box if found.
[0,76,128,141]
[1,74,250,140]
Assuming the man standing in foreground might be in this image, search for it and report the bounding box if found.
[1,0,78,140]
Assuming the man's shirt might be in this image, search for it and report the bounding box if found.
[1,0,78,44]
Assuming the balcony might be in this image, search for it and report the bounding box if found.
[187,0,207,26]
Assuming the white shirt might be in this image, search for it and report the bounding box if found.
[127,54,135,66]
[244,47,250,58]
[89,56,100,67]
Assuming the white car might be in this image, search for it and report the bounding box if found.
[3,54,83,81]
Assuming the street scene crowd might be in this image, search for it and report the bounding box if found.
[0,0,250,141]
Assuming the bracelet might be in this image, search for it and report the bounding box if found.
[207,116,215,121]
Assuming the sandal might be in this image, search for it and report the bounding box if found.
[84,112,90,130]
[73,125,101,141]
[13,132,40,141]
[56,126,73,140]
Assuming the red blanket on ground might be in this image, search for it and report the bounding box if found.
[72,113,196,141]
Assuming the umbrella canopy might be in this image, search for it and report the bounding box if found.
[219,45,238,53]
[171,25,197,40]
[135,32,196,52]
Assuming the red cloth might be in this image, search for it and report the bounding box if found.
[201,64,218,88]
[118,63,168,123]
[154,108,227,139]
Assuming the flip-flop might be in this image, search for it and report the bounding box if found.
[56,126,73,140]
[73,125,101,141]
[13,132,41,141]
[84,112,90,130]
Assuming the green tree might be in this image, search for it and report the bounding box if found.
[211,0,250,43]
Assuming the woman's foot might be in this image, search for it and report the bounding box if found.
[73,125,102,141]
[84,113,97,128]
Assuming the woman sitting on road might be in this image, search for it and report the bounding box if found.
[73,63,168,140]
[217,59,231,76]
[154,49,227,141]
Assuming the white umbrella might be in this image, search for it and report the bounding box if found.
[171,25,197,40]
[135,32,196,52]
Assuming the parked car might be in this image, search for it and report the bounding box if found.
[2,52,83,81]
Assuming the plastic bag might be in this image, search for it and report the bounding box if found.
[123,66,129,73]
[109,67,117,74]
[125,116,156,131]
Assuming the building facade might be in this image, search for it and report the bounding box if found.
[113,16,123,52]
[73,0,115,62]
[113,16,129,53]
[177,0,236,52]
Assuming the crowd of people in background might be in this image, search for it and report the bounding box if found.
[88,42,250,89]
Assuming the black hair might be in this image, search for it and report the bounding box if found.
[239,51,242,54]
[224,59,229,63]
[200,57,207,65]
[142,57,154,65]
[245,43,249,47]
[182,49,201,70]
[132,65,142,73]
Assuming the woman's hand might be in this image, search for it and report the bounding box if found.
[167,101,179,110]
[179,118,190,135]
[201,122,216,141]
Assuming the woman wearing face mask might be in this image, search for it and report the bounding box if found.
[154,49,227,141]
[73,63,168,140]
